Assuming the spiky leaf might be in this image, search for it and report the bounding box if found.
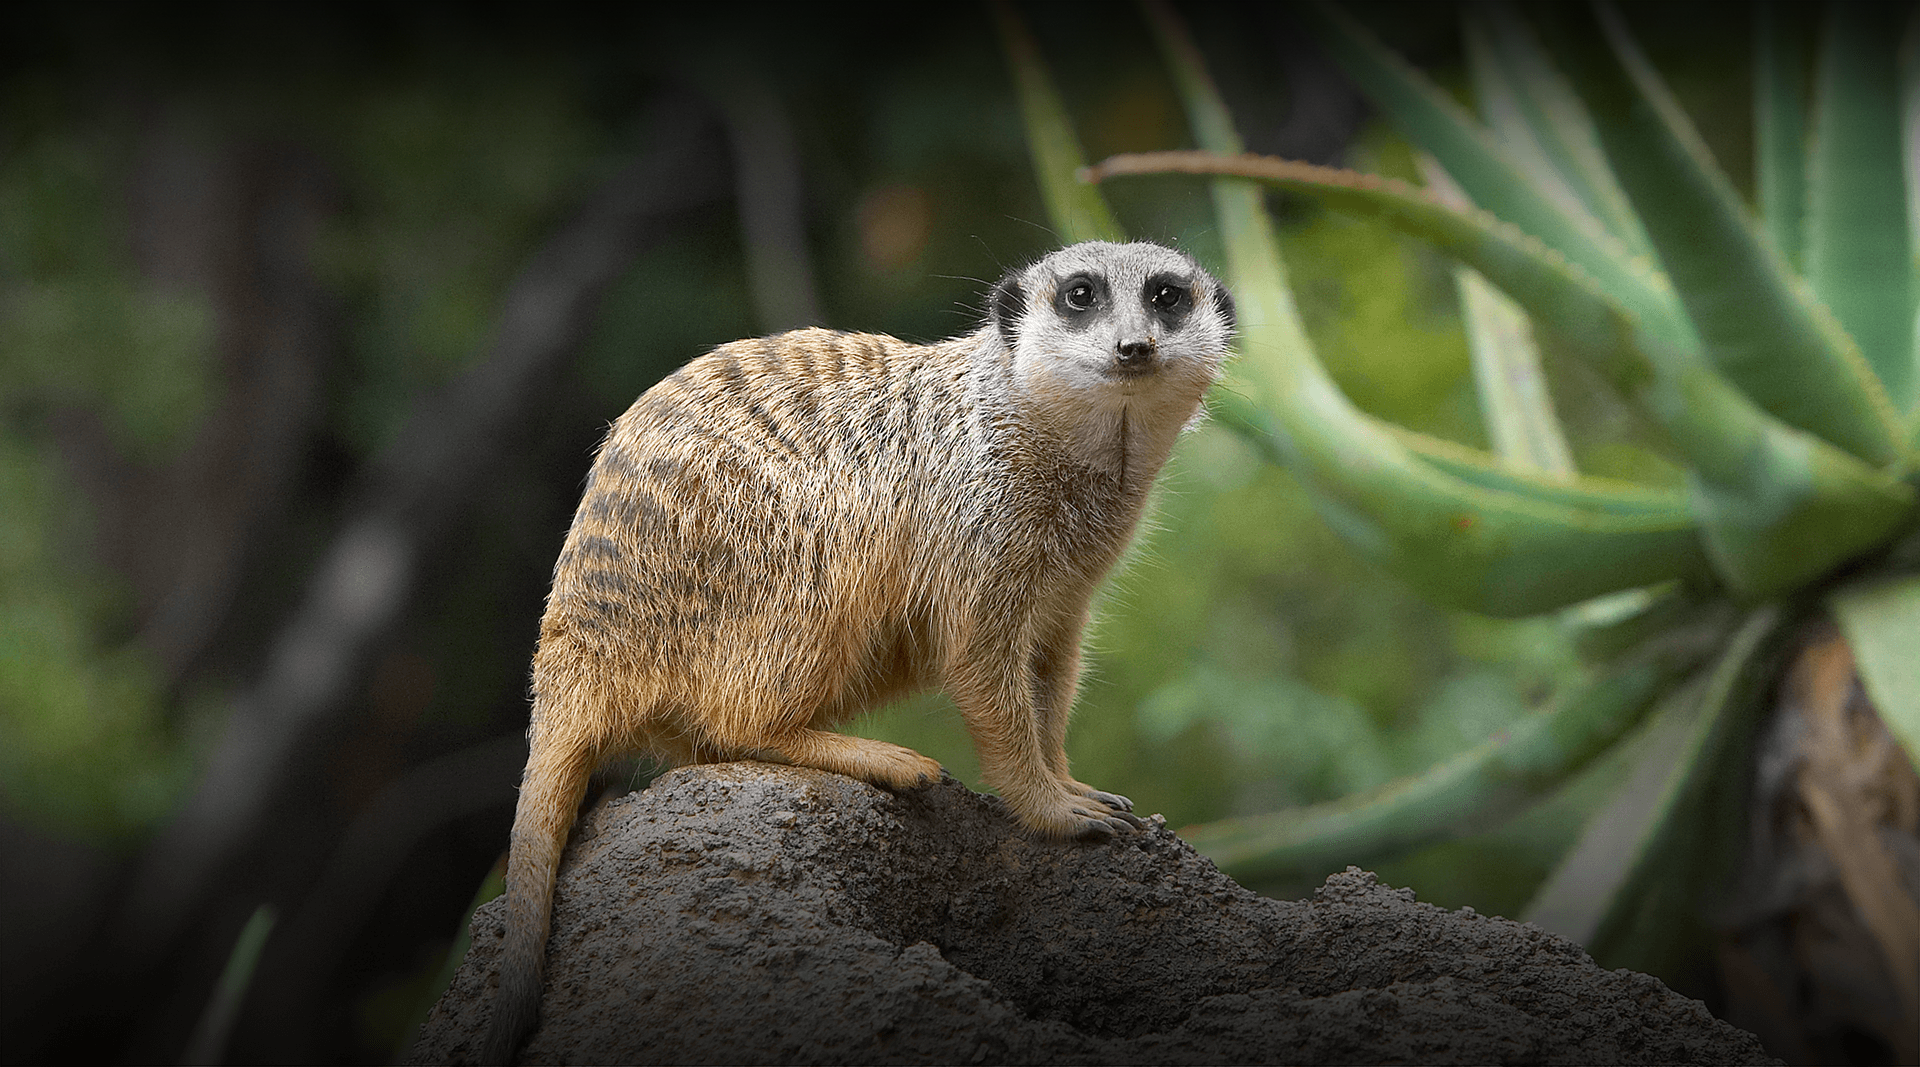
[1090,151,1917,597]
[1833,574,1920,776]
[1525,606,1782,973]
[1542,3,1905,467]
[992,2,1124,245]
[1804,1,1916,411]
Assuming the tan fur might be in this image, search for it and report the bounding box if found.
[481,241,1234,1062]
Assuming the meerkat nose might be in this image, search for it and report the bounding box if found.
[1115,339,1157,372]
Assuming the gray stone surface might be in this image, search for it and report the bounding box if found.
[412,763,1774,1065]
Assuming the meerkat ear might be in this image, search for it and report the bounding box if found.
[1211,285,1237,335]
[990,275,1026,349]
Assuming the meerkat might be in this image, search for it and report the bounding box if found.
[481,240,1235,1063]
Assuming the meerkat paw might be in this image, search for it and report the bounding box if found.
[861,742,944,791]
[1014,788,1145,840]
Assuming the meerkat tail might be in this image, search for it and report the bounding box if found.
[482,720,598,1065]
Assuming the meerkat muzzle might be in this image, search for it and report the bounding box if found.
[1111,339,1159,376]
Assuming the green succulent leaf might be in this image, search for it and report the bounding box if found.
[1755,1,1813,271]
[1386,426,1683,519]
[1904,13,1920,436]
[1135,0,1290,336]
[1455,270,1577,476]
[1421,158,1576,478]
[1804,2,1917,413]
[1132,5,1707,617]
[991,1,1124,245]
[1185,611,1724,884]
[1088,156,1665,407]
[1832,574,1920,775]
[1464,2,1653,261]
[1681,414,1913,603]
[1298,1,1686,353]
[1090,151,1917,598]
[1526,607,1784,974]
[1542,3,1906,468]
[1213,392,1709,615]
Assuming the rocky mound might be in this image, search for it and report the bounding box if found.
[412,763,1772,1064]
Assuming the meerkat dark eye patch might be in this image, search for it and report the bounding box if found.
[1144,273,1193,323]
[1052,272,1108,324]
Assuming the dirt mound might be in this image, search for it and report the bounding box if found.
[412,763,1772,1064]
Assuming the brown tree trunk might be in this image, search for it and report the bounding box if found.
[1719,623,1920,1063]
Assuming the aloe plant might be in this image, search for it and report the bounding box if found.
[999,1,1920,980]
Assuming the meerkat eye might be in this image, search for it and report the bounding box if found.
[1063,281,1097,311]
[1148,280,1191,316]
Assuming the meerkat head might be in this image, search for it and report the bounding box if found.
[987,241,1235,420]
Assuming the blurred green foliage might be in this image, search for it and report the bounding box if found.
[0,103,212,839]
[315,65,608,453]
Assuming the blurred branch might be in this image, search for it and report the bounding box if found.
[255,735,529,1059]
[692,58,824,331]
[53,124,334,686]
[114,98,728,982]
[1259,7,1369,166]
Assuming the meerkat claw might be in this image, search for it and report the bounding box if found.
[1086,789,1134,812]
[1070,805,1143,838]
[1071,815,1119,840]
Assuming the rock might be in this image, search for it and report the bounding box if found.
[411,764,1774,1065]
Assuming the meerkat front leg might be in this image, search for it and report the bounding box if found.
[1033,618,1139,819]
[949,627,1139,840]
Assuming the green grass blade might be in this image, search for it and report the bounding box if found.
[396,858,507,1063]
[182,903,279,1066]
[1833,574,1920,776]
[1091,151,1918,597]
[1469,3,1653,260]
[1525,606,1782,975]
[1543,3,1906,468]
[1298,1,1685,350]
[1755,0,1813,271]
[991,1,1124,244]
[1186,615,1724,884]
[1421,157,1576,478]
[1805,2,1917,412]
